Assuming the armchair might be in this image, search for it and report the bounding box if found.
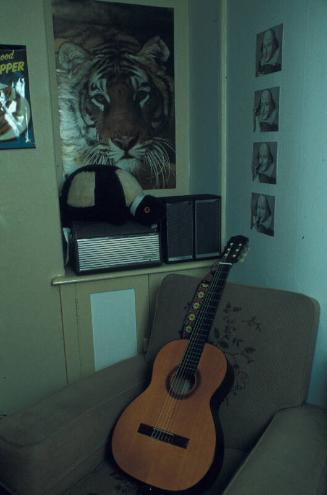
[0,273,326,495]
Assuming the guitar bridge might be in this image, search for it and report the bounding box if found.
[138,423,189,449]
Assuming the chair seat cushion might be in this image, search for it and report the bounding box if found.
[63,447,248,495]
[63,460,139,495]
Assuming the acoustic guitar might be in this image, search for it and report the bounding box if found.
[111,235,249,493]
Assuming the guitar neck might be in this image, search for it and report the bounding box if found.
[179,261,232,375]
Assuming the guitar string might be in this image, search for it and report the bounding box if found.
[152,265,227,440]
[151,263,229,442]
[152,264,225,437]
[149,268,223,441]
[171,243,243,401]
[150,239,245,443]
[168,266,228,413]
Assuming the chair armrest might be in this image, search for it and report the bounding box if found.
[223,405,327,495]
[0,354,148,495]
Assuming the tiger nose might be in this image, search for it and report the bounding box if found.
[112,135,138,151]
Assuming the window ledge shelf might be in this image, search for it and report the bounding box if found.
[52,258,216,286]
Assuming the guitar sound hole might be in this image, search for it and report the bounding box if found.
[167,368,198,399]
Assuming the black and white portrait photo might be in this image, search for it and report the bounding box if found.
[256,24,283,76]
[251,193,275,237]
[252,141,277,184]
[253,87,279,132]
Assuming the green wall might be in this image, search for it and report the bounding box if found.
[0,0,67,414]
[226,0,327,407]
[189,0,221,194]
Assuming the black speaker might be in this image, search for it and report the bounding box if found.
[161,196,194,262]
[161,195,221,263]
[194,196,221,259]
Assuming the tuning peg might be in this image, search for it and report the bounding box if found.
[239,246,249,263]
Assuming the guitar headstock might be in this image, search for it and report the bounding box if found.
[220,235,249,264]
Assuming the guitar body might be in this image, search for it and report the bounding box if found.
[111,339,228,493]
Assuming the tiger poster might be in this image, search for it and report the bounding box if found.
[0,45,35,150]
[52,0,176,190]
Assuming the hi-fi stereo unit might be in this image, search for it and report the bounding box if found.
[160,194,221,263]
[69,220,161,274]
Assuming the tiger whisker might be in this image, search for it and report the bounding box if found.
[153,143,171,171]
[147,155,162,188]
[153,145,171,171]
[151,150,168,180]
[145,147,171,188]
[152,139,175,157]
[153,155,166,188]
[82,144,115,166]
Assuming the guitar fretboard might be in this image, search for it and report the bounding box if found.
[177,262,232,376]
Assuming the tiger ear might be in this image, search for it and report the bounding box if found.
[136,36,170,66]
[58,42,91,75]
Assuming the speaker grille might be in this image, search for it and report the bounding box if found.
[194,198,221,259]
[71,221,161,273]
[76,234,161,272]
[164,200,194,262]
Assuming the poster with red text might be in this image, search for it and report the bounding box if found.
[0,45,35,149]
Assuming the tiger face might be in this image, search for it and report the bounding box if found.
[56,32,175,189]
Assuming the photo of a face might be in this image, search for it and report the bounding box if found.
[256,24,283,76]
[254,87,279,132]
[251,193,275,237]
[252,142,277,184]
